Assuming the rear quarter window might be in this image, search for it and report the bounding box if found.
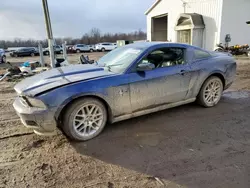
[194,49,211,60]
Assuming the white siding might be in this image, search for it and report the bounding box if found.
[220,0,250,46]
[192,29,204,48]
[147,0,223,50]
[147,0,183,42]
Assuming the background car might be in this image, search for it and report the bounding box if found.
[72,44,93,53]
[0,49,6,64]
[13,42,236,141]
[10,47,39,57]
[87,44,96,52]
[66,45,74,53]
[95,43,117,52]
[43,45,63,55]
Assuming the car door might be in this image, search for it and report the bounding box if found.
[128,47,192,113]
[82,45,89,51]
[17,49,23,56]
[28,48,34,56]
[23,49,29,56]
[105,43,112,50]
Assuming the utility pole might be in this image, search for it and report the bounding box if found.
[42,0,55,68]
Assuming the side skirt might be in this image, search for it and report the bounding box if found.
[112,98,196,123]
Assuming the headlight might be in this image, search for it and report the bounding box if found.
[23,96,47,108]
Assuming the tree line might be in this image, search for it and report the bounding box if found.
[0,28,146,49]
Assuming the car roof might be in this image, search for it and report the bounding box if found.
[127,42,190,48]
[125,42,207,51]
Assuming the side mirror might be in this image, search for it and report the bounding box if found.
[136,62,155,71]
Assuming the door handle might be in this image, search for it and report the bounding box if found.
[179,70,187,75]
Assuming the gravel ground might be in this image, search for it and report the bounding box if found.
[0,54,250,188]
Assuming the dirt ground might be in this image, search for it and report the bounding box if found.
[0,54,250,188]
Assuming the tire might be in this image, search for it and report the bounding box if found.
[101,48,105,52]
[14,54,18,58]
[60,50,63,54]
[90,49,94,53]
[197,76,223,108]
[215,48,223,52]
[62,98,107,141]
[76,49,81,53]
[31,53,35,57]
[45,51,49,56]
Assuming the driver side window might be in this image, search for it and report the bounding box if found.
[139,47,186,69]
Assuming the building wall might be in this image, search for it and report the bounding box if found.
[220,0,250,46]
[146,0,224,50]
[146,0,183,43]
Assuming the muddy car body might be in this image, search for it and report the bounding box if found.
[13,42,236,141]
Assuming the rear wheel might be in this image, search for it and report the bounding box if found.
[31,53,35,57]
[197,76,223,107]
[101,48,105,52]
[76,49,81,53]
[62,98,107,141]
[90,49,94,53]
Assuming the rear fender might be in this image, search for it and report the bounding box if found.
[191,70,225,98]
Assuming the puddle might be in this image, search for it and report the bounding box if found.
[223,91,250,99]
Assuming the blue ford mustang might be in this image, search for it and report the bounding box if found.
[13,42,236,141]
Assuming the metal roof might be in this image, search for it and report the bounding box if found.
[177,13,205,28]
[145,0,162,15]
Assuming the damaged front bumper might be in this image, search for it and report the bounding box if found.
[13,97,57,136]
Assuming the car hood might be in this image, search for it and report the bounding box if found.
[14,64,114,96]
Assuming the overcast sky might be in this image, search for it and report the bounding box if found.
[0,0,155,40]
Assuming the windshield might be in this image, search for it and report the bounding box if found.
[97,46,144,73]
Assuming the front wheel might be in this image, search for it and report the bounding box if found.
[101,48,105,52]
[197,76,223,107]
[31,53,35,57]
[62,98,107,141]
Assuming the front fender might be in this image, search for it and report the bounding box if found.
[54,92,113,121]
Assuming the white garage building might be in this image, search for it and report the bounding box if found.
[145,0,250,50]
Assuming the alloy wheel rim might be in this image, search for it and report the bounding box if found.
[73,104,104,137]
[204,80,222,105]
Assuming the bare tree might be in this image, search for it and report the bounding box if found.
[0,28,146,49]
